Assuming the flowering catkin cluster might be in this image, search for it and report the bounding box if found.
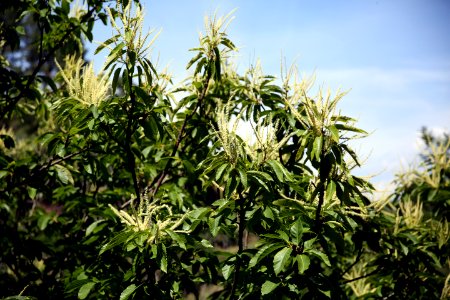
[55,55,109,107]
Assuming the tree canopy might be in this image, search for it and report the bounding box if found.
[0,1,449,299]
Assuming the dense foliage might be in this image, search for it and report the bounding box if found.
[1,0,449,299]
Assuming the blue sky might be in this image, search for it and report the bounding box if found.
[87,0,450,190]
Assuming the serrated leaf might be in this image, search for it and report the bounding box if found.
[309,249,331,267]
[112,67,122,94]
[325,180,336,203]
[86,220,104,236]
[186,52,203,70]
[237,168,247,189]
[273,247,292,275]
[261,280,279,295]
[222,263,235,280]
[290,219,304,244]
[266,159,284,182]
[160,244,168,273]
[54,164,74,185]
[312,136,323,161]
[215,163,229,181]
[27,187,37,199]
[328,125,339,142]
[120,284,138,300]
[201,239,214,248]
[100,231,135,254]
[78,282,96,299]
[95,34,120,54]
[335,123,367,134]
[297,254,310,274]
[249,243,284,268]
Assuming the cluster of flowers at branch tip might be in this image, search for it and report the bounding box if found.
[282,65,351,139]
[55,55,109,107]
[394,199,424,233]
[104,0,160,64]
[213,100,296,166]
[344,262,376,297]
[212,101,246,165]
[396,137,450,190]
[109,191,189,244]
[249,115,295,164]
[69,0,86,19]
[200,10,236,58]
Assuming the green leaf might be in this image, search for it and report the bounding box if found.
[237,168,247,189]
[335,123,367,134]
[215,163,229,181]
[266,159,286,182]
[309,249,331,267]
[328,125,339,142]
[78,282,96,299]
[95,34,120,54]
[249,243,284,268]
[312,136,323,161]
[160,244,168,273]
[201,239,214,248]
[247,171,272,191]
[112,67,122,94]
[341,144,360,166]
[208,216,221,237]
[54,164,74,185]
[273,247,292,275]
[225,175,238,198]
[261,280,279,295]
[325,180,336,203]
[186,52,203,70]
[0,170,9,179]
[27,187,37,199]
[290,218,304,245]
[297,254,310,274]
[86,220,104,236]
[222,263,235,280]
[120,284,138,300]
[213,47,221,80]
[100,231,136,254]
[37,213,52,230]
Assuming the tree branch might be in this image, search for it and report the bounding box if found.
[230,191,247,299]
[150,75,212,198]
[125,64,140,202]
[0,6,97,122]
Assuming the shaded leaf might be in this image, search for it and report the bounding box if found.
[273,247,292,275]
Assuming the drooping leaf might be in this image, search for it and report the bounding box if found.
[309,249,331,267]
[120,284,139,300]
[273,247,292,275]
[297,254,310,274]
[78,282,96,300]
[54,164,74,185]
[261,280,279,295]
[249,243,285,268]
[222,263,235,280]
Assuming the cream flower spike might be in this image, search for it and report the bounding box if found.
[55,55,109,107]
[109,191,190,244]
